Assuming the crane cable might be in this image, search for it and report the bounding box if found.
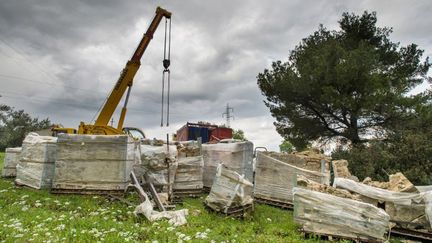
[161,17,171,127]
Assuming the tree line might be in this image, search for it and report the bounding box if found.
[0,103,51,151]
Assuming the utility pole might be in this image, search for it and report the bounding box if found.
[222,103,234,127]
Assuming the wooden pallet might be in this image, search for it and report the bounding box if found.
[254,196,293,210]
[172,188,203,198]
[204,203,254,218]
[390,227,432,242]
[300,229,384,243]
[50,188,124,196]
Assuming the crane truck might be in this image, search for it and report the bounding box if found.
[53,7,172,139]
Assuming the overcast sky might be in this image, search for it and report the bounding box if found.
[0,0,431,151]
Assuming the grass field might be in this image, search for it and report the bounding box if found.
[0,152,324,242]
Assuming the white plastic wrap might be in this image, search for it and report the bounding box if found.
[334,178,432,228]
[2,147,21,177]
[173,156,204,190]
[254,152,329,203]
[134,197,188,226]
[15,133,57,189]
[202,141,253,188]
[135,144,178,190]
[205,164,253,213]
[293,187,390,241]
[52,134,137,192]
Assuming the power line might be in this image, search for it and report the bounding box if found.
[222,103,234,127]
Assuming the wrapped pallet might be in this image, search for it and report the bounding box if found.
[334,178,432,230]
[52,134,137,193]
[15,133,57,189]
[254,151,330,205]
[202,140,253,188]
[293,187,390,241]
[134,144,178,193]
[173,141,203,195]
[2,147,22,177]
[174,156,204,191]
[205,164,253,215]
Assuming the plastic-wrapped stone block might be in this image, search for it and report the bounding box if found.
[202,141,253,188]
[254,152,329,203]
[174,156,204,190]
[52,134,137,192]
[2,147,21,177]
[293,187,390,241]
[15,133,57,189]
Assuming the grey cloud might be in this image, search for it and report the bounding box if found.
[0,0,430,151]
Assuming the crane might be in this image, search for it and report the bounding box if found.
[53,7,171,138]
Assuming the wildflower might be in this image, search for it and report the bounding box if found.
[45,232,51,236]
[21,195,29,199]
[21,206,29,211]
[266,218,272,222]
[64,202,70,205]
[167,226,175,231]
[14,234,24,238]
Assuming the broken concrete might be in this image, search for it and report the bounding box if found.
[297,175,359,201]
[2,147,21,177]
[362,172,418,193]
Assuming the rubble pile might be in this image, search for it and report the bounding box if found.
[297,175,359,200]
[362,172,418,193]
[332,159,359,181]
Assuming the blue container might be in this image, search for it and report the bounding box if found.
[187,126,210,143]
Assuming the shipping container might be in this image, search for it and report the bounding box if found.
[210,127,233,141]
[176,123,214,143]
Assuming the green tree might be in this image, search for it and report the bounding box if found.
[279,139,294,153]
[0,104,51,151]
[333,103,432,185]
[232,129,246,140]
[257,11,430,149]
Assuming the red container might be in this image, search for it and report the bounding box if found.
[210,127,233,141]
[176,124,189,141]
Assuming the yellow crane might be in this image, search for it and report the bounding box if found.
[53,7,171,137]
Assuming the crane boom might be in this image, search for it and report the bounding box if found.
[77,7,171,135]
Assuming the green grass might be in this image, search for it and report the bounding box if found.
[0,152,323,242]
